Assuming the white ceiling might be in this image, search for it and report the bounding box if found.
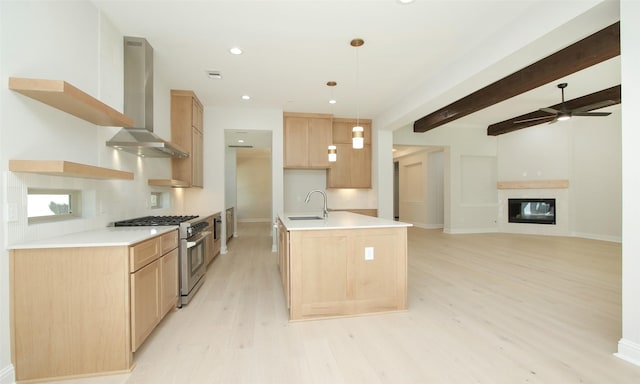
[92,0,621,147]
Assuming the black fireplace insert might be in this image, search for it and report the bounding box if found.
[508,198,556,225]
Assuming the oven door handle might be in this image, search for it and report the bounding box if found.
[186,231,212,249]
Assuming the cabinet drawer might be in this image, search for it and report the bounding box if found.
[160,230,178,254]
[130,237,161,272]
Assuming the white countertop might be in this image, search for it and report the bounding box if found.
[279,211,412,231]
[8,226,178,250]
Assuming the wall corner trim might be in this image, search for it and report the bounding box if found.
[0,364,15,384]
[615,338,640,367]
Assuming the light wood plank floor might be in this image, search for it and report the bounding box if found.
[51,223,640,384]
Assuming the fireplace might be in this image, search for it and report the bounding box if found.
[508,198,556,225]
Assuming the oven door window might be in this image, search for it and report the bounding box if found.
[189,241,204,274]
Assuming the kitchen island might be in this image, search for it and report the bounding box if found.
[277,211,411,321]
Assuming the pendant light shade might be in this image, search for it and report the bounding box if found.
[352,126,364,149]
[328,145,337,162]
[351,38,365,149]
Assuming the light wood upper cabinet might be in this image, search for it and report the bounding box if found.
[327,118,372,188]
[171,90,204,187]
[284,113,333,168]
[331,118,372,145]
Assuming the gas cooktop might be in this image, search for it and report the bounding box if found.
[113,215,199,227]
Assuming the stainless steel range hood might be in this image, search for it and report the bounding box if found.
[107,36,188,158]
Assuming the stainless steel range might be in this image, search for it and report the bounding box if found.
[114,215,211,307]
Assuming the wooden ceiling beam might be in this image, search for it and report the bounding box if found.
[486,85,621,136]
[413,22,620,133]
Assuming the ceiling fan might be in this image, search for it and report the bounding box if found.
[515,83,615,124]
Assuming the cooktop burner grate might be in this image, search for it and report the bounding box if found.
[114,215,199,227]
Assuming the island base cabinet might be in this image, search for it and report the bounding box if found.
[277,219,290,308]
[288,227,407,321]
[10,247,133,382]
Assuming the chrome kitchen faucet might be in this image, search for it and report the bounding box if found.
[304,189,328,219]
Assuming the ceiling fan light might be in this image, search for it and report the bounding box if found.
[557,113,571,121]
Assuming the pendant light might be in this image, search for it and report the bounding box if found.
[328,145,337,162]
[351,38,365,149]
[327,81,338,162]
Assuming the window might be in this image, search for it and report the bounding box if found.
[28,189,81,224]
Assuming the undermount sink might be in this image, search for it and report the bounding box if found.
[288,215,324,220]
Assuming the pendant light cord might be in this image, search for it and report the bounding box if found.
[355,45,360,127]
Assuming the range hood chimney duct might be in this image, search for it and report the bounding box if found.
[106,36,188,158]
[125,36,154,131]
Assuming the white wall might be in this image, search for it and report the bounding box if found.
[571,106,622,241]
[395,149,444,229]
[393,123,498,233]
[495,107,622,241]
[392,105,622,241]
[236,150,272,222]
[617,0,640,366]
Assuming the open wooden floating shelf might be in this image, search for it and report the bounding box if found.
[8,77,134,127]
[148,179,190,188]
[9,160,134,180]
[497,180,569,189]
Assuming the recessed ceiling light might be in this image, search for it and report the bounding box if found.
[229,47,243,55]
[242,95,251,100]
[238,139,245,143]
[329,99,337,104]
[397,0,415,4]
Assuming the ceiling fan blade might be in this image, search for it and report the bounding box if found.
[540,107,559,114]
[571,100,617,113]
[572,111,612,117]
[513,115,555,124]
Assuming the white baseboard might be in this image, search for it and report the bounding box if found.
[571,231,622,243]
[615,338,640,367]
[0,364,14,384]
[446,227,498,234]
[402,222,443,230]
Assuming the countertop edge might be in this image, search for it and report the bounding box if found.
[279,211,412,231]
[8,226,178,250]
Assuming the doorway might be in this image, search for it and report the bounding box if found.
[393,145,445,229]
[224,130,273,248]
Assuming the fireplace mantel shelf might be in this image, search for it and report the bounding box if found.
[497,180,569,189]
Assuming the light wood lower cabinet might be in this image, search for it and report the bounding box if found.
[131,257,162,352]
[10,229,178,382]
[130,231,178,352]
[160,248,179,316]
[284,227,407,321]
[277,219,290,308]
